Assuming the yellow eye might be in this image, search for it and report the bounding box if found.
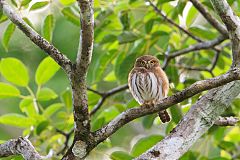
[141,61,145,65]
[150,61,155,64]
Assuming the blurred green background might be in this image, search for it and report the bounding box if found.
[0,0,240,159]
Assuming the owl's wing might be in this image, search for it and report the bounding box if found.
[155,67,169,97]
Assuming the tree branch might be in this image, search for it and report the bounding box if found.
[175,50,221,77]
[211,0,240,67]
[87,87,104,96]
[63,0,94,159]
[190,0,228,37]
[0,137,43,160]
[168,35,225,59]
[136,1,240,159]
[90,84,129,115]
[93,68,240,145]
[175,64,210,72]
[214,116,239,126]
[56,129,74,155]
[162,36,225,69]
[0,0,72,75]
[147,0,202,42]
[136,80,240,159]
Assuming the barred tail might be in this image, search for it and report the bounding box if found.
[158,110,171,123]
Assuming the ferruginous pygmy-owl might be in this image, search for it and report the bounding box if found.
[128,55,170,123]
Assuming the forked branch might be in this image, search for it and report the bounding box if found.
[0,137,43,160]
[0,0,72,75]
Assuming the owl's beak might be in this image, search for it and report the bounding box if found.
[146,62,150,69]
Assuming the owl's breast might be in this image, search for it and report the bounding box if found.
[128,70,163,105]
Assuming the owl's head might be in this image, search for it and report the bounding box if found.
[134,55,160,69]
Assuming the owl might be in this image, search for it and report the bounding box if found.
[128,55,170,123]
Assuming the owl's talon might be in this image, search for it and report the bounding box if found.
[143,102,154,108]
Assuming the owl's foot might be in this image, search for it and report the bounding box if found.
[143,101,154,108]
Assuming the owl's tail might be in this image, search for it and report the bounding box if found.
[158,110,171,123]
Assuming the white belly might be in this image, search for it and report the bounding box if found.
[130,72,163,105]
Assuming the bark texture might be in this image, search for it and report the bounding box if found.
[136,81,240,160]
[0,0,72,75]
[0,137,43,160]
[0,0,240,159]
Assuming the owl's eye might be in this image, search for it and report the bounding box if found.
[150,61,155,64]
[141,61,145,65]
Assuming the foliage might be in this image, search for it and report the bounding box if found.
[0,0,240,159]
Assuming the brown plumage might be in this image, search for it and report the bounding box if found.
[128,55,170,123]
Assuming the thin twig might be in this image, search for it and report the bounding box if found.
[147,0,202,42]
[175,64,210,72]
[210,51,220,71]
[190,0,228,37]
[168,36,225,59]
[214,116,239,126]
[87,87,104,96]
[90,84,129,116]
[56,129,74,155]
[147,0,226,71]
[175,50,221,77]
[162,36,226,69]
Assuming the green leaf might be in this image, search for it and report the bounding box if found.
[36,120,49,135]
[101,34,117,44]
[119,10,130,30]
[170,105,182,124]
[61,88,72,108]
[118,31,140,44]
[11,0,18,7]
[98,107,119,122]
[42,14,54,42]
[186,6,198,27]
[0,58,29,87]
[37,88,58,101]
[30,1,49,11]
[0,114,33,128]
[59,0,75,5]
[189,26,217,40]
[92,117,105,131]
[151,31,170,50]
[0,15,8,24]
[145,19,154,34]
[43,103,63,118]
[218,141,235,151]
[165,121,175,134]
[21,0,31,6]
[19,98,38,117]
[158,0,175,5]
[2,23,16,51]
[61,7,80,26]
[35,57,60,85]
[117,52,137,83]
[110,151,134,160]
[0,82,20,98]
[177,0,186,16]
[142,114,156,129]
[23,17,34,29]
[0,7,3,19]
[180,151,198,160]
[131,135,164,157]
